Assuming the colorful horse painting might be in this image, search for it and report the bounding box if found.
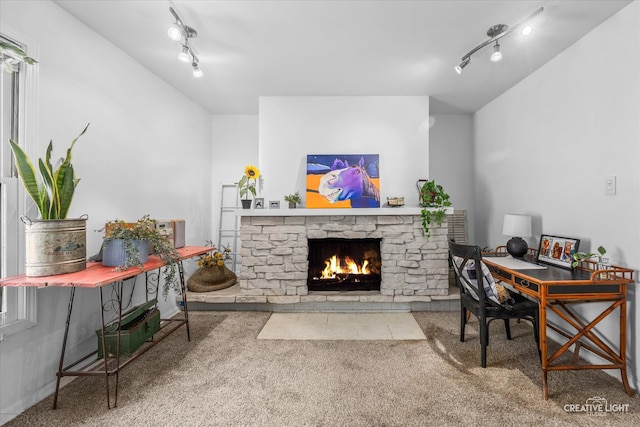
[307,155,380,208]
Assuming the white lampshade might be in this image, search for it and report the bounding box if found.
[502,214,531,237]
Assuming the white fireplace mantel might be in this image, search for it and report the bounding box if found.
[236,206,454,217]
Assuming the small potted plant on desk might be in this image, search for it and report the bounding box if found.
[102,215,181,298]
[284,191,302,208]
[572,245,609,278]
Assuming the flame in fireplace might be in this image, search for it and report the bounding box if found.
[321,255,370,278]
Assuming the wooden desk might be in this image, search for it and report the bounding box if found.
[482,255,634,399]
[0,245,211,409]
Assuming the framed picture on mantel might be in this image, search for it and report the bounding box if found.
[305,154,380,209]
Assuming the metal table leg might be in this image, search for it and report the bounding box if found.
[53,287,76,409]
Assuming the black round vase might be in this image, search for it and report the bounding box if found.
[506,237,528,258]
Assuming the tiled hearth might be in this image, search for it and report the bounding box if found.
[185,284,459,312]
[186,208,459,312]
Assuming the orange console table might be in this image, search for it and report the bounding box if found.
[482,255,634,399]
[0,245,211,409]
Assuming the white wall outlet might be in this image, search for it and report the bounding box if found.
[605,176,616,195]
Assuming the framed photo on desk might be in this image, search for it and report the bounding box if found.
[537,234,580,270]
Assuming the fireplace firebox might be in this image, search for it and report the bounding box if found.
[307,238,382,291]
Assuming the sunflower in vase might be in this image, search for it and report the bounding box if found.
[238,165,260,208]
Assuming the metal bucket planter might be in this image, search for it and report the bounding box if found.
[22,215,88,277]
[102,239,149,267]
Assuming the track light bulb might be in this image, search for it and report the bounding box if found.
[521,25,532,36]
[168,25,182,42]
[490,42,502,62]
[192,62,203,78]
[178,46,190,62]
[454,58,470,74]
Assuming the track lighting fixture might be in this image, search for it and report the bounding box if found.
[454,7,543,74]
[169,6,198,41]
[168,6,202,78]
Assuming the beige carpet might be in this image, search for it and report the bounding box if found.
[257,312,427,340]
[5,311,639,426]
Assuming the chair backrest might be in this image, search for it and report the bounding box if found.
[448,239,501,306]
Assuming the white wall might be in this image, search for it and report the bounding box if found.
[429,114,474,242]
[1,1,212,422]
[258,96,430,207]
[474,2,640,389]
[211,115,259,258]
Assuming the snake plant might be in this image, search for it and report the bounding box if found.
[0,40,38,73]
[9,124,89,219]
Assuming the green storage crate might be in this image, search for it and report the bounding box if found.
[97,299,160,358]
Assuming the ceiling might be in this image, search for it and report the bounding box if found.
[53,0,632,115]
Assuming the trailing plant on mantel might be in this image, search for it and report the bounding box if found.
[418,179,451,238]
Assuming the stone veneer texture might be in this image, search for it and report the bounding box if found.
[238,214,449,297]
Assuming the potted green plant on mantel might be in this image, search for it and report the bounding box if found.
[9,124,90,276]
[284,191,302,208]
[102,215,181,298]
[417,179,452,238]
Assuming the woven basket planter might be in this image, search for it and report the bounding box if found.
[187,264,237,292]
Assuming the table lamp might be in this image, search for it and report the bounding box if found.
[502,214,531,258]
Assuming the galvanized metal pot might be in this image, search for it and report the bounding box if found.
[22,215,87,277]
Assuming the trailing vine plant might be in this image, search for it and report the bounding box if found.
[103,215,181,299]
[418,179,451,238]
[571,245,607,268]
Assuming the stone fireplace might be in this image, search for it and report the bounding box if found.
[237,208,450,299]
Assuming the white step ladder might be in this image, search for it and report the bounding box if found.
[218,183,241,273]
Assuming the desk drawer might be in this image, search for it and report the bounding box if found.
[487,265,513,283]
[547,284,621,296]
[514,277,539,293]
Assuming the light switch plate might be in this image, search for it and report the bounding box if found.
[605,176,616,195]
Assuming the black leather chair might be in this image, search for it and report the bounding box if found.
[449,239,540,368]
